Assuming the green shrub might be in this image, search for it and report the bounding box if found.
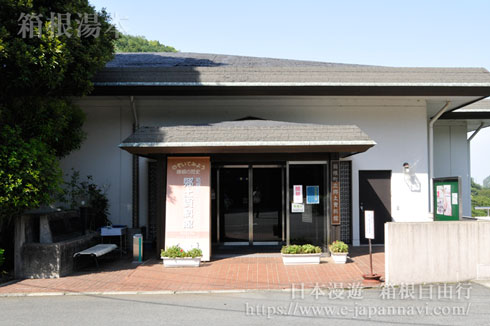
[0,126,62,220]
[161,245,202,258]
[187,248,203,258]
[281,244,322,254]
[58,170,109,230]
[329,240,349,253]
[0,248,4,267]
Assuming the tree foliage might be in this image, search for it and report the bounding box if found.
[1,97,86,158]
[0,126,61,218]
[0,0,115,97]
[114,34,177,53]
[0,0,115,220]
[483,175,490,189]
[471,179,490,217]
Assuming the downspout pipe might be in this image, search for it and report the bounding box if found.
[131,95,139,128]
[428,101,451,215]
[130,96,139,228]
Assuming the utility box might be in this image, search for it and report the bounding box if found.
[133,234,143,263]
[433,177,462,221]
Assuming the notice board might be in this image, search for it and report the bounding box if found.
[433,177,462,221]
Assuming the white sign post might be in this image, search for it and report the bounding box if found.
[364,210,375,276]
[364,210,374,240]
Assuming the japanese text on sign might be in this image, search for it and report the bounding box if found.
[331,161,341,225]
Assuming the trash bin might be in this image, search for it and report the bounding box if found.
[133,234,143,263]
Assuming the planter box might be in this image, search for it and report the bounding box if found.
[331,252,348,264]
[161,256,201,268]
[282,253,321,265]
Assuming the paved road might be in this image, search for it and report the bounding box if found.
[1,282,490,326]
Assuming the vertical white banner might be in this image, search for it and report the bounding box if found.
[166,157,211,261]
[365,210,375,239]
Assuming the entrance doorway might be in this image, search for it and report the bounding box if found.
[359,170,392,244]
[288,163,327,247]
[217,165,284,245]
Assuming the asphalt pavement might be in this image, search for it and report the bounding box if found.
[1,282,490,326]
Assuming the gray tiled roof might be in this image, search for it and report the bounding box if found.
[441,99,490,129]
[120,119,375,151]
[94,52,490,85]
[454,99,490,112]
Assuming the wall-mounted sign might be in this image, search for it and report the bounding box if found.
[166,157,211,261]
[364,210,375,239]
[293,185,303,204]
[331,161,341,225]
[306,186,320,204]
[291,203,305,213]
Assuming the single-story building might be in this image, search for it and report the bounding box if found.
[60,52,490,260]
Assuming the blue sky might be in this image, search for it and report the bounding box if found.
[91,0,490,183]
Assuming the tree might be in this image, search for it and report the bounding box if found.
[471,179,490,216]
[114,34,177,53]
[0,0,116,220]
[483,175,490,189]
[0,126,61,218]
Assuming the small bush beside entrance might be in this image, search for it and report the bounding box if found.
[161,246,202,268]
[281,244,322,265]
[329,240,349,264]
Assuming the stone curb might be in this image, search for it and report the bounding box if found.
[0,284,387,297]
[0,288,288,297]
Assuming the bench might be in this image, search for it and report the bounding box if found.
[73,244,118,269]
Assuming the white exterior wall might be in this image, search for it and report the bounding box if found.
[61,96,431,245]
[60,100,135,226]
[433,122,471,217]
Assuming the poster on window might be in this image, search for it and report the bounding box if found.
[291,203,305,213]
[293,185,303,203]
[306,186,320,204]
[302,204,313,223]
[436,184,452,217]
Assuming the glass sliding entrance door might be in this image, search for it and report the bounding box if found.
[219,167,249,244]
[287,163,327,247]
[252,167,283,244]
[218,165,284,245]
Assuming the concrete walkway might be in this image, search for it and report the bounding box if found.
[0,247,384,296]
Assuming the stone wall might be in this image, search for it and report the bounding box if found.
[21,233,98,279]
[15,210,98,279]
[385,221,490,284]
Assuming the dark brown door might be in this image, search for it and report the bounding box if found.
[359,171,391,244]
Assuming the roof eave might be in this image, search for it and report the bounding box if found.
[119,144,375,155]
[91,84,490,97]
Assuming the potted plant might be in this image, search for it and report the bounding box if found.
[281,244,322,265]
[329,240,349,264]
[161,245,203,267]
